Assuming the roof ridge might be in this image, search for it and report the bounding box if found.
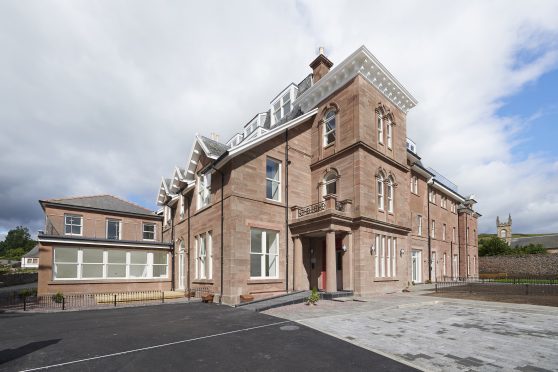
[46,194,112,202]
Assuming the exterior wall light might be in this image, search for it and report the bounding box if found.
[342,244,347,252]
[400,249,405,257]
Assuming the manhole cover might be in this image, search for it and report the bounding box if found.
[280,325,300,331]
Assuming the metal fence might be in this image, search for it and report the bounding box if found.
[435,278,558,296]
[0,287,211,311]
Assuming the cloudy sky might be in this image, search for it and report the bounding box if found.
[1,0,557,238]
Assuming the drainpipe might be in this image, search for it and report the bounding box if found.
[285,128,290,293]
[465,213,469,279]
[457,209,461,279]
[427,183,432,283]
[170,206,175,291]
[187,194,191,295]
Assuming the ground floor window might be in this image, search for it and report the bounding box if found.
[195,232,212,279]
[374,234,396,278]
[250,228,279,278]
[53,247,168,280]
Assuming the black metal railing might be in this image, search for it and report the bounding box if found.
[435,277,558,296]
[298,202,326,217]
[0,287,212,312]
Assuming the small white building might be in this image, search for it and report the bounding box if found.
[21,245,39,269]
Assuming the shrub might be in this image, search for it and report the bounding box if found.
[52,292,64,303]
[306,288,320,305]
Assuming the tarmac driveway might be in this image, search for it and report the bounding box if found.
[0,302,416,371]
[265,294,558,372]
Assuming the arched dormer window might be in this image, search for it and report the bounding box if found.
[387,176,394,212]
[323,170,338,196]
[377,173,385,211]
[323,110,336,146]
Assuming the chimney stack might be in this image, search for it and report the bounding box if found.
[309,47,333,83]
[211,132,220,142]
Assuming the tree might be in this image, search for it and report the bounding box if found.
[514,244,546,255]
[0,226,37,259]
[478,237,510,256]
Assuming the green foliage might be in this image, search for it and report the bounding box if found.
[0,226,37,260]
[479,237,547,256]
[52,292,64,303]
[306,288,320,305]
[18,288,37,298]
[479,237,510,256]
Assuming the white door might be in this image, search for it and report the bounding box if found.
[178,251,185,290]
[431,252,437,282]
[452,255,458,280]
[411,250,422,283]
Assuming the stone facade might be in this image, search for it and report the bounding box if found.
[159,46,480,305]
[480,254,558,277]
[37,197,170,295]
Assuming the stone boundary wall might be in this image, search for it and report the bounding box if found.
[0,272,38,287]
[480,254,558,277]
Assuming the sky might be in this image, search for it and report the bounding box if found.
[0,0,557,239]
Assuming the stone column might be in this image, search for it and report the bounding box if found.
[326,230,337,292]
[294,236,304,291]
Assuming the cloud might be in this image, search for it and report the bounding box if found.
[0,0,557,235]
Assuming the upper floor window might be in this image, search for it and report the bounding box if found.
[197,172,211,209]
[386,119,393,149]
[429,189,435,204]
[323,170,338,196]
[163,206,172,226]
[106,219,121,240]
[377,114,384,144]
[452,227,456,242]
[387,177,394,213]
[179,195,185,219]
[323,110,336,146]
[143,223,155,241]
[417,215,423,236]
[377,174,385,211]
[64,214,83,236]
[411,176,418,194]
[266,158,281,201]
[442,223,447,241]
[431,220,436,238]
[273,91,293,123]
[441,196,447,209]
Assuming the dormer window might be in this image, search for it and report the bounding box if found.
[323,110,336,146]
[197,172,211,209]
[271,85,297,125]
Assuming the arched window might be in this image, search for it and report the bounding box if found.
[323,171,338,196]
[377,174,384,211]
[377,113,384,144]
[501,229,507,238]
[387,177,394,212]
[323,110,336,146]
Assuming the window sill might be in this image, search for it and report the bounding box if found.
[195,204,212,214]
[378,209,385,213]
[323,142,335,150]
[265,198,283,207]
[247,279,283,285]
[49,278,170,285]
[373,278,399,283]
[192,279,214,285]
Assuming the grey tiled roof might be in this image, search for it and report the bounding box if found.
[43,195,156,216]
[199,136,228,158]
[23,245,39,258]
[297,74,313,96]
[511,234,558,249]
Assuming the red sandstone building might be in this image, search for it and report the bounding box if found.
[37,195,171,294]
[157,46,481,305]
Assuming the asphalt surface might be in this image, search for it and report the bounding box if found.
[0,302,417,371]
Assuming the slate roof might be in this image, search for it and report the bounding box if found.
[199,136,229,158]
[42,195,156,217]
[23,245,39,258]
[511,234,558,249]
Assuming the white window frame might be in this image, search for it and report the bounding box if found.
[266,158,281,202]
[143,223,156,241]
[377,175,384,211]
[106,219,121,240]
[195,232,212,280]
[387,177,394,213]
[250,229,279,279]
[64,214,83,236]
[411,176,418,194]
[323,110,336,147]
[452,227,456,243]
[417,215,423,236]
[377,113,384,144]
[197,172,211,210]
[323,171,338,197]
[53,247,168,280]
[431,220,436,239]
[429,190,436,204]
[442,223,446,241]
[180,195,185,219]
[441,196,447,209]
[374,234,396,278]
[271,87,296,124]
[386,119,393,149]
